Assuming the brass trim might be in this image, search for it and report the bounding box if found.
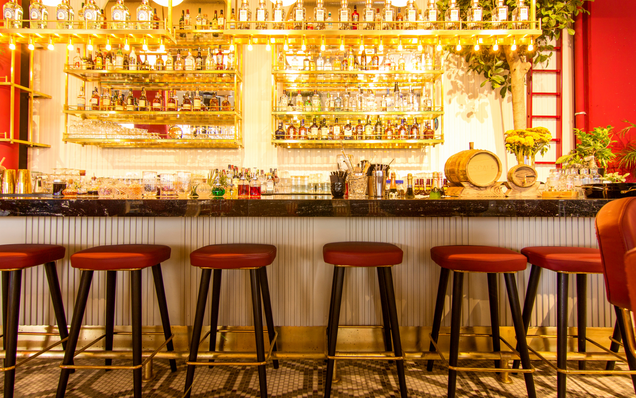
[186,329,278,368]
[0,336,68,372]
[334,264,395,268]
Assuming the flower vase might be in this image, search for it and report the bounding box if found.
[530,154,536,168]
[516,152,525,165]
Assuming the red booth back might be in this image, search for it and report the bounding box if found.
[596,197,636,310]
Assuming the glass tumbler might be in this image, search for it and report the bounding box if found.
[142,171,158,198]
[159,173,177,197]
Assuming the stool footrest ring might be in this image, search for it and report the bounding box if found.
[0,334,68,372]
[327,351,404,361]
[187,329,278,368]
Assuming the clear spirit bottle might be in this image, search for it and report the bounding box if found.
[136,0,153,29]
[129,47,137,70]
[425,0,437,29]
[444,0,460,29]
[115,46,124,69]
[314,0,326,30]
[56,0,74,29]
[255,0,268,29]
[3,0,22,28]
[29,0,48,29]
[311,90,321,111]
[273,0,285,29]
[195,7,203,29]
[513,0,529,29]
[320,118,329,140]
[338,0,350,30]
[110,0,127,29]
[493,0,508,29]
[205,48,215,70]
[316,54,324,70]
[218,9,225,28]
[238,0,251,29]
[165,52,174,71]
[324,57,332,70]
[279,91,288,112]
[382,0,393,30]
[195,49,203,70]
[363,0,375,30]
[228,7,236,29]
[294,0,305,30]
[332,117,341,140]
[467,0,482,29]
[405,0,417,30]
[334,93,342,111]
[77,83,86,110]
[185,51,195,71]
[295,91,303,111]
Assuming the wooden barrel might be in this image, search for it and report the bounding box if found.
[444,149,502,187]
[507,164,537,188]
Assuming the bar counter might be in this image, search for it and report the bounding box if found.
[0,196,611,218]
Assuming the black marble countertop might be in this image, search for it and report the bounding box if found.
[0,196,611,217]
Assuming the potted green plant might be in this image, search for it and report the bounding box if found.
[556,126,616,172]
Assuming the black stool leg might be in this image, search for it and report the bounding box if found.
[447,271,464,398]
[576,273,587,370]
[326,266,339,347]
[606,319,622,370]
[151,264,177,372]
[615,305,636,395]
[131,270,143,398]
[250,269,268,398]
[184,269,212,398]
[57,270,94,398]
[428,267,450,371]
[382,267,408,398]
[3,270,22,398]
[258,267,279,369]
[513,264,542,370]
[2,271,8,348]
[44,262,70,351]
[377,267,393,356]
[487,273,502,372]
[504,273,537,398]
[104,271,116,368]
[325,267,345,398]
[208,269,222,368]
[556,272,569,398]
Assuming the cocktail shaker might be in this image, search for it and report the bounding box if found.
[15,169,32,194]
[368,169,386,198]
[1,169,16,194]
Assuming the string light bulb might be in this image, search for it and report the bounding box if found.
[9,37,15,51]
[105,38,111,51]
[417,38,423,52]
[87,38,94,52]
[397,37,403,51]
[248,36,253,51]
[301,36,306,52]
[320,36,326,52]
[528,39,534,51]
[511,39,517,51]
[230,37,235,51]
[124,38,130,51]
[493,41,499,52]
[455,40,462,52]
[359,41,364,53]
[266,37,271,52]
[283,37,288,51]
[474,43,480,51]
[378,39,384,52]
[159,38,165,52]
[436,37,442,52]
[340,36,345,51]
[47,37,54,51]
[142,38,148,51]
[28,37,34,51]
[67,38,74,51]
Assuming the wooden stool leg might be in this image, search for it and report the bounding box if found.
[606,319,622,370]
[131,270,143,398]
[428,267,450,371]
[556,272,569,398]
[487,273,502,371]
[3,270,22,398]
[151,264,177,372]
[250,269,268,398]
[447,271,464,398]
[576,273,587,370]
[615,305,636,395]
[207,269,222,367]
[184,269,212,398]
[325,267,345,398]
[513,264,542,370]
[504,273,537,398]
[382,267,408,398]
[57,271,94,398]
[44,262,70,350]
[377,267,393,356]
[104,271,117,368]
[258,267,279,369]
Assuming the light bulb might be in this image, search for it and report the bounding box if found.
[67,39,74,51]
[398,39,403,51]
[230,38,235,51]
[511,41,517,51]
[436,42,442,51]
[9,38,15,51]
[301,43,306,51]
[528,41,534,51]
[248,37,253,51]
[124,39,130,51]
[142,39,148,51]
[456,43,462,51]
[47,38,54,51]
[159,41,165,52]
[87,39,93,52]
[474,43,479,51]
[283,38,288,51]
[340,37,345,51]
[320,37,326,52]
[493,42,499,51]
[359,43,364,52]
[379,42,384,52]
[266,39,271,52]
[417,41,423,52]
[105,39,111,51]
[28,39,34,51]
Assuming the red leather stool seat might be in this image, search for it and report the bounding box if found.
[190,244,277,269]
[431,245,527,272]
[71,244,171,270]
[521,246,602,274]
[0,244,65,270]
[323,242,403,267]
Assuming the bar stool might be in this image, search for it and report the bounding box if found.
[322,242,407,398]
[183,244,278,398]
[56,244,176,398]
[513,246,621,397]
[1,244,68,398]
[427,245,536,398]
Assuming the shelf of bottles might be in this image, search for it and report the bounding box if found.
[63,42,243,148]
[271,41,443,149]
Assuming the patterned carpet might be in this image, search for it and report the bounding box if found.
[3,358,636,397]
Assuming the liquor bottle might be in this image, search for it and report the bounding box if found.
[295,91,303,111]
[152,92,163,111]
[123,53,130,70]
[333,55,342,71]
[429,176,442,199]
[303,54,310,71]
[389,172,397,198]
[374,115,383,139]
[90,87,100,110]
[309,117,319,140]
[410,118,419,139]
[326,11,333,29]
[396,7,403,29]
[363,0,375,30]
[338,0,350,30]
[355,119,364,140]
[513,0,529,29]
[115,46,124,69]
[125,91,135,111]
[417,9,425,29]
[347,49,355,71]
[77,2,84,28]
[294,0,305,29]
[184,9,191,29]
[397,118,407,139]
[155,55,164,70]
[311,90,321,112]
[278,91,288,112]
[364,116,374,139]
[167,90,177,111]
[77,83,86,110]
[228,7,236,29]
[195,49,203,70]
[138,88,148,111]
[371,50,380,71]
[153,7,160,28]
[110,0,127,29]
[343,119,353,140]
[405,174,415,199]
[185,51,195,71]
[129,48,137,70]
[275,122,285,139]
[29,0,48,28]
[316,54,325,71]
[56,0,74,29]
[382,0,393,30]
[384,120,394,139]
[205,48,214,70]
[195,7,203,29]
[3,0,22,28]
[181,91,192,111]
[314,0,326,30]
[255,0,268,29]
[319,118,329,140]
[323,57,332,71]
[115,92,125,110]
[175,52,184,71]
[286,120,297,139]
[179,9,184,31]
[218,9,225,28]
[467,0,483,29]
[100,88,111,111]
[445,0,460,29]
[73,48,82,69]
[351,5,359,30]
[136,0,153,29]
[425,0,437,29]
[238,173,249,198]
[366,90,376,111]
[238,0,251,29]
[405,0,417,30]
[83,0,100,29]
[216,45,225,70]
[298,119,307,139]
[165,51,174,70]
[332,117,341,140]
[398,53,406,70]
[249,173,261,199]
[392,82,400,111]
[334,93,343,112]
[493,0,508,29]
[191,90,201,111]
[273,0,285,29]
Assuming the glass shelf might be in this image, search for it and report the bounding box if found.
[271,138,443,149]
[63,137,241,148]
[64,108,241,125]
[0,25,175,45]
[272,70,442,85]
[64,68,241,88]
[272,111,443,119]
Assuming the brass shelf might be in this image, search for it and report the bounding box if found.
[272,70,442,85]
[272,138,443,149]
[64,137,241,148]
[0,26,175,44]
[0,81,52,99]
[64,68,242,87]
[64,108,241,125]
[0,137,51,148]
[273,111,443,119]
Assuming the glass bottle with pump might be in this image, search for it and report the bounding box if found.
[255,0,268,29]
[273,0,285,29]
[29,0,48,29]
[136,0,153,29]
[513,0,529,29]
[405,0,417,30]
[493,0,508,29]
[314,0,326,30]
[294,0,305,29]
[467,0,482,29]
[382,0,393,30]
[56,0,74,29]
[338,0,350,30]
[445,0,460,29]
[238,0,251,29]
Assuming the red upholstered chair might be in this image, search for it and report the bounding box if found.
[56,244,176,398]
[596,197,636,395]
[427,245,536,398]
[184,244,278,398]
[1,244,68,398]
[322,242,407,398]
